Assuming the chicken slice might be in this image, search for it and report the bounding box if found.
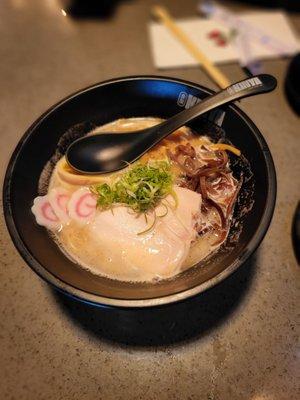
[67,185,202,281]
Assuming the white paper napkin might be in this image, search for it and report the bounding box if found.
[148,11,299,69]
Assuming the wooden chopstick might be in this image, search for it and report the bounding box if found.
[152,5,231,89]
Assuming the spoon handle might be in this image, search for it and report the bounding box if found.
[148,74,277,142]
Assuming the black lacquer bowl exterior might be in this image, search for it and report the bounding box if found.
[3,76,276,307]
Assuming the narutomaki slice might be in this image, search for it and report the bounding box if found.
[67,187,97,224]
[48,187,71,224]
[31,195,61,230]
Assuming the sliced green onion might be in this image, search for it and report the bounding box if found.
[137,212,157,236]
[91,161,174,214]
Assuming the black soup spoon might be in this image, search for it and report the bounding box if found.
[66,74,277,174]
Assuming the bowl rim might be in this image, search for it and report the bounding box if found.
[2,75,277,308]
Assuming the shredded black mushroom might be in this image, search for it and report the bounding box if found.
[168,143,242,244]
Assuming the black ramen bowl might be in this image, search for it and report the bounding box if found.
[3,76,276,308]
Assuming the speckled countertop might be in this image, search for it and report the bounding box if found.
[0,1,299,399]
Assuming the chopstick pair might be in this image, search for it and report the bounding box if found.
[152,5,231,89]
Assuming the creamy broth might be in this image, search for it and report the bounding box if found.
[35,117,239,282]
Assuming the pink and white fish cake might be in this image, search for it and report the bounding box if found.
[31,195,61,230]
[48,187,71,224]
[67,187,97,224]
